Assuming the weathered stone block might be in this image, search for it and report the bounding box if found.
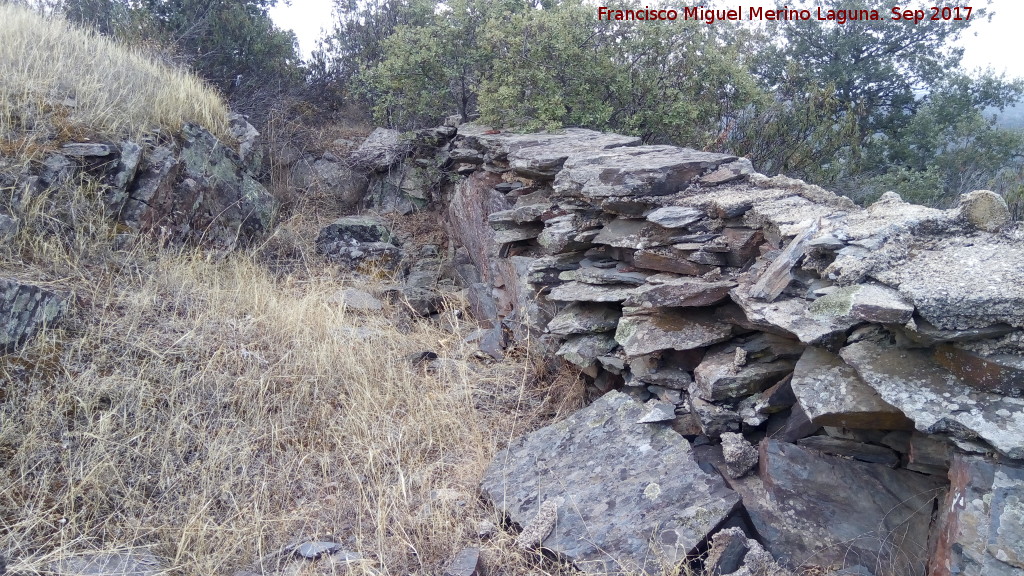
[480,391,740,574]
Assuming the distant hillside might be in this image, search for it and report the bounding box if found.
[993,101,1024,130]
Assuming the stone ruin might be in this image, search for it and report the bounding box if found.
[5,114,1023,575]
[334,123,1024,576]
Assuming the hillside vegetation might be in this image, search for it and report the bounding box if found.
[0,3,229,154]
[0,5,581,575]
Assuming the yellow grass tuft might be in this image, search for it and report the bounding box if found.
[0,3,230,154]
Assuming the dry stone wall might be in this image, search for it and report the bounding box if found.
[354,122,1024,576]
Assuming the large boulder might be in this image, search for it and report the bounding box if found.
[733,440,945,576]
[349,127,408,172]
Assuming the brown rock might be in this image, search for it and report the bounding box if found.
[634,247,717,275]
[933,343,1024,397]
[930,454,1024,576]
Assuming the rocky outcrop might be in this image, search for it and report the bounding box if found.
[351,121,1024,575]
[315,216,402,271]
[2,117,276,249]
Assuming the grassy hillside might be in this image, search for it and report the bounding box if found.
[0,3,229,157]
[0,6,584,575]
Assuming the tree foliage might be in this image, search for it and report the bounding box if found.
[333,0,762,147]
[40,0,304,123]
[732,0,1023,206]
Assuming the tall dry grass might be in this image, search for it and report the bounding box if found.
[0,237,587,575]
[0,2,229,155]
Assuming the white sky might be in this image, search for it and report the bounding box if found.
[270,0,1024,79]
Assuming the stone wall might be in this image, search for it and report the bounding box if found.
[0,114,276,251]
[364,123,1024,576]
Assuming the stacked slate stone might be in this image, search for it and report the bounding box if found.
[426,124,1024,576]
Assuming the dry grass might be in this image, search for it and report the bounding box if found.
[0,3,230,157]
[0,242,589,575]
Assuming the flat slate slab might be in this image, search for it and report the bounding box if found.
[871,235,1024,330]
[553,145,737,199]
[506,130,641,179]
[791,347,912,430]
[615,310,733,357]
[481,390,740,575]
[840,340,1024,459]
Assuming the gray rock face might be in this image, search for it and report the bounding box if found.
[840,341,1024,459]
[931,454,1024,576]
[615,310,733,357]
[736,440,945,576]
[553,146,737,199]
[731,289,854,347]
[548,281,637,303]
[645,206,704,229]
[462,126,639,165]
[1,278,67,353]
[117,124,277,247]
[624,277,735,308]
[556,333,618,368]
[49,550,164,576]
[693,345,795,402]
[506,130,641,179]
[291,157,367,207]
[228,112,262,167]
[808,283,915,325]
[870,235,1024,330]
[315,216,401,270]
[349,127,408,171]
[546,302,620,335]
[480,391,740,575]
[791,347,912,430]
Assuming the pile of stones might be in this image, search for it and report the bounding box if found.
[385,123,1024,576]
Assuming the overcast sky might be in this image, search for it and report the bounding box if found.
[270,0,1024,79]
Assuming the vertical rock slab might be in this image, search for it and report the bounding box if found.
[481,390,740,575]
[736,440,945,576]
[930,454,1024,576]
[1,278,67,353]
